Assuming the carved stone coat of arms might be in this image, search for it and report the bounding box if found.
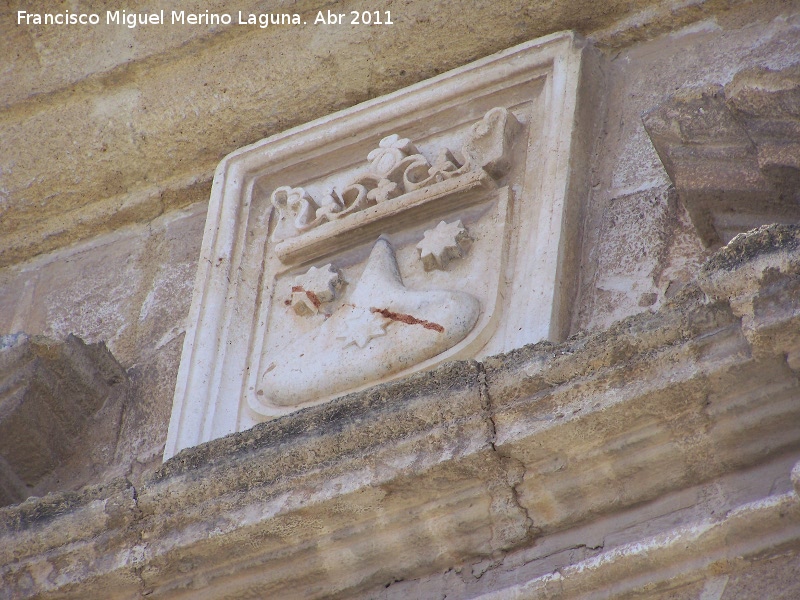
[165,32,595,458]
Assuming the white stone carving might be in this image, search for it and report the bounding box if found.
[336,307,389,349]
[462,106,523,177]
[290,263,343,316]
[263,238,480,407]
[417,220,473,271]
[165,32,597,459]
[269,108,519,245]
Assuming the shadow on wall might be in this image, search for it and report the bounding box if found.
[0,333,128,507]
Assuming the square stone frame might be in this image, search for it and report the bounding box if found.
[165,32,595,459]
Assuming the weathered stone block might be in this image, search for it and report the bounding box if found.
[643,66,800,246]
[1,223,799,600]
[0,334,127,506]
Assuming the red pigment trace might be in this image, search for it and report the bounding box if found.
[371,307,444,333]
[291,286,322,309]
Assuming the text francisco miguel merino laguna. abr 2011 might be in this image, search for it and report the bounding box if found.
[16,9,395,28]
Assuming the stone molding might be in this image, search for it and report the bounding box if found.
[643,65,800,247]
[165,32,598,458]
[3,225,799,599]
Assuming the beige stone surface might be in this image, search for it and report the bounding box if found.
[0,203,204,490]
[574,2,800,332]
[0,3,799,597]
[1,224,797,599]
[0,0,795,513]
[0,203,204,366]
[0,0,780,269]
[643,64,800,246]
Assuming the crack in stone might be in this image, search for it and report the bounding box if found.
[477,361,538,548]
[122,477,154,597]
[477,361,497,451]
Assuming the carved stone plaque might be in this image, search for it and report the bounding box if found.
[165,32,595,458]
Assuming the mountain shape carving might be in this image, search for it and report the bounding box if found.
[259,238,480,407]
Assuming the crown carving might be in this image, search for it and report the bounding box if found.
[269,107,521,245]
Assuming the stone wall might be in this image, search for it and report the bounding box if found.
[0,0,799,597]
[2,0,797,493]
[2,223,799,598]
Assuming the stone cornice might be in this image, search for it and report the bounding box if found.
[2,225,799,599]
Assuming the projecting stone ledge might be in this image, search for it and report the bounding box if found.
[643,65,800,247]
[1,225,799,599]
[0,334,128,507]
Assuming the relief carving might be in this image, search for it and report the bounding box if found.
[270,107,520,245]
[262,238,480,407]
[165,34,591,457]
[252,108,518,412]
[290,264,344,316]
[251,107,522,413]
[417,220,473,271]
